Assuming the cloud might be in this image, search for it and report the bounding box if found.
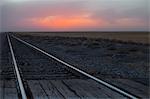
[113,18,147,27]
[23,14,108,29]
[1,0,149,31]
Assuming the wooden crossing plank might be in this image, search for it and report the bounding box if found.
[63,79,115,98]
[27,80,48,99]
[0,80,4,99]
[106,79,149,98]
[39,80,65,99]
[4,80,18,99]
[27,79,127,98]
[51,80,80,98]
[72,79,112,98]
[117,79,148,93]
[87,79,125,98]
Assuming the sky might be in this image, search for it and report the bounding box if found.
[0,0,149,32]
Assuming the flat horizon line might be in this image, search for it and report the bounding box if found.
[1,31,149,33]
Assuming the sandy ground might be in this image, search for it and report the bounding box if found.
[15,32,149,44]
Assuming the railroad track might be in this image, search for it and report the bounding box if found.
[6,33,139,99]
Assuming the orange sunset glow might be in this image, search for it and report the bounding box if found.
[1,0,148,31]
[29,15,101,28]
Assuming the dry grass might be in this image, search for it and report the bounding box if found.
[15,32,149,44]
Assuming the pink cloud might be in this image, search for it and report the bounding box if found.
[114,18,146,27]
[22,14,110,29]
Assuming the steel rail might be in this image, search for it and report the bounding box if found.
[11,34,138,99]
[7,34,27,99]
